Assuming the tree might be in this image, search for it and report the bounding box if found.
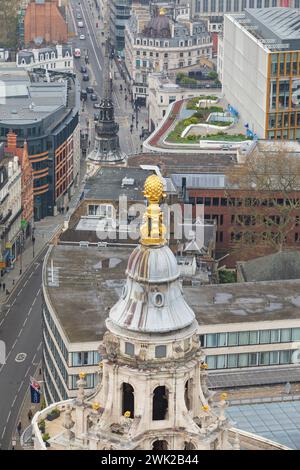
[225,145,300,257]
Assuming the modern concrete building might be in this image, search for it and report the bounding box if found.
[17,44,74,72]
[125,5,212,105]
[191,0,299,18]
[222,8,300,140]
[0,66,80,220]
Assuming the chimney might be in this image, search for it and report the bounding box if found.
[6,131,17,153]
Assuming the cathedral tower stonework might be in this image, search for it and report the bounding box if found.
[71,175,236,451]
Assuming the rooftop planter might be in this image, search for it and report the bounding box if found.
[46,408,60,422]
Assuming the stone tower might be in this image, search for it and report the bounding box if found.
[87,37,126,174]
[72,175,236,451]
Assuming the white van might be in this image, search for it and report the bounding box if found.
[78,21,84,28]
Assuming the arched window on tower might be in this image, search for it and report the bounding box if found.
[152,386,168,420]
[122,383,134,418]
[184,441,195,450]
[153,440,168,450]
[184,378,193,411]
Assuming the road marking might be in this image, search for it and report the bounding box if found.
[69,4,78,36]
[25,366,31,378]
[80,4,102,71]
[18,381,24,393]
[37,342,42,351]
[32,298,36,306]
[18,328,23,338]
[11,395,17,408]
[12,339,18,350]
[11,298,16,305]
[37,288,41,297]
[1,425,6,440]
[32,353,37,364]
[28,307,33,316]
[6,410,11,423]
[15,353,27,363]
[24,280,28,287]
[23,317,28,328]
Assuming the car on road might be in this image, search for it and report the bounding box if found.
[94,113,99,121]
[78,21,84,28]
[80,65,87,73]
[93,102,101,109]
[80,90,88,101]
[79,34,85,40]
[82,74,89,81]
[86,87,94,94]
[90,94,98,101]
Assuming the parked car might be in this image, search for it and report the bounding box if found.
[80,65,87,73]
[93,102,101,109]
[86,87,94,94]
[90,94,98,101]
[82,74,89,81]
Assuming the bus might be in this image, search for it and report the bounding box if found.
[74,48,81,58]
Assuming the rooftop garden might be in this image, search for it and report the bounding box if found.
[176,72,221,89]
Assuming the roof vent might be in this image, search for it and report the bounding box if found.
[122,177,135,187]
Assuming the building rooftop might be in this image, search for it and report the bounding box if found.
[44,244,300,346]
[0,67,77,125]
[186,280,300,325]
[83,167,154,202]
[234,8,300,51]
[237,251,300,282]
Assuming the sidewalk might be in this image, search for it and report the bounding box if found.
[0,216,64,306]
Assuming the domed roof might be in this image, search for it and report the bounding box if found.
[108,244,195,333]
[127,244,179,284]
[143,13,171,39]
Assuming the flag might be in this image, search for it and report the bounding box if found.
[30,377,41,404]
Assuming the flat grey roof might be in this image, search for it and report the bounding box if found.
[83,167,153,202]
[244,8,300,50]
[0,67,70,124]
[44,244,300,345]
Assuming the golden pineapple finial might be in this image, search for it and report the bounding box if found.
[140,175,166,246]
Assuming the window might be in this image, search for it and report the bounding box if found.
[270,351,279,364]
[259,352,270,365]
[260,330,270,344]
[239,331,249,345]
[213,197,219,206]
[249,353,258,366]
[292,328,300,341]
[281,328,291,342]
[216,355,226,369]
[155,345,167,358]
[206,334,217,347]
[153,292,164,307]
[238,354,248,368]
[280,350,290,364]
[218,333,227,347]
[153,386,168,420]
[227,354,238,368]
[228,332,238,346]
[125,342,135,356]
[270,330,279,343]
[122,383,134,418]
[206,355,216,369]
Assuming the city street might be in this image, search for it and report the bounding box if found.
[0,249,45,450]
[68,0,148,155]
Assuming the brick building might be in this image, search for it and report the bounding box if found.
[5,131,34,237]
[24,0,68,47]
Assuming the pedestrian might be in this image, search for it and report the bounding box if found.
[3,282,5,291]
[28,409,33,422]
[6,289,9,296]
[0,282,1,289]
[17,421,22,437]
[12,279,15,286]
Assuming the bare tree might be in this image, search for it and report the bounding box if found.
[225,145,300,257]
